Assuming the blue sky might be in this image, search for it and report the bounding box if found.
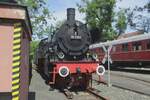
[47,0,85,23]
[47,0,149,32]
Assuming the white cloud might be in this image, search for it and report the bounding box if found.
[116,0,149,10]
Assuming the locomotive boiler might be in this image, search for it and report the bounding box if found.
[35,8,105,90]
[51,8,91,60]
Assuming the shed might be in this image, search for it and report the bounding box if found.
[0,2,32,100]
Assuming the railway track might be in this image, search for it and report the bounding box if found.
[108,72,150,84]
[86,87,108,100]
[33,64,108,100]
[63,89,74,99]
[93,72,150,96]
[111,67,150,74]
[63,88,108,100]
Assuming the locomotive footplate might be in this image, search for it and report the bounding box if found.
[51,61,99,74]
[47,61,101,89]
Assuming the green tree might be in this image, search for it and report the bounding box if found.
[125,1,150,33]
[77,0,116,42]
[116,10,127,35]
[30,41,40,59]
[15,0,55,60]
[16,0,55,39]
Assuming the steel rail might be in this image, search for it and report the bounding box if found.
[93,75,150,96]
[107,71,150,84]
[86,87,108,100]
[63,89,73,99]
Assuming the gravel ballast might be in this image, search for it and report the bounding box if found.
[92,82,150,100]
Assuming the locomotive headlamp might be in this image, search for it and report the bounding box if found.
[92,53,98,60]
[96,65,105,76]
[57,52,65,59]
[59,66,69,77]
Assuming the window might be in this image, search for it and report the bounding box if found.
[132,42,142,51]
[98,48,104,54]
[147,40,150,49]
[122,43,128,52]
[112,46,116,52]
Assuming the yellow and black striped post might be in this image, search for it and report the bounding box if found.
[12,23,22,100]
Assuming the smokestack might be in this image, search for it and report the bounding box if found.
[67,8,75,21]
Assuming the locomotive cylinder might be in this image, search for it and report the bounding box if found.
[67,8,75,21]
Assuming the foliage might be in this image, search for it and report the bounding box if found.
[16,0,55,39]
[125,1,150,33]
[30,41,40,59]
[15,0,55,60]
[55,20,65,30]
[77,0,117,42]
[116,9,127,35]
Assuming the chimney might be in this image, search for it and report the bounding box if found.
[67,8,75,21]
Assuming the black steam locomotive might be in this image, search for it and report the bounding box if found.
[34,8,103,89]
[35,8,93,73]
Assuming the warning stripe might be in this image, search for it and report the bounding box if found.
[13,33,21,39]
[12,96,19,100]
[13,44,21,50]
[13,56,21,61]
[14,28,22,33]
[12,79,19,84]
[13,39,21,45]
[12,23,22,100]
[12,85,19,90]
[12,91,19,96]
[12,67,20,73]
[13,50,21,56]
[12,73,20,79]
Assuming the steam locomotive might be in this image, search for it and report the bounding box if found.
[35,8,105,89]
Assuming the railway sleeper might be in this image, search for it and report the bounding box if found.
[63,89,73,99]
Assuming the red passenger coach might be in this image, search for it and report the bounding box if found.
[110,39,150,66]
[90,32,150,67]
